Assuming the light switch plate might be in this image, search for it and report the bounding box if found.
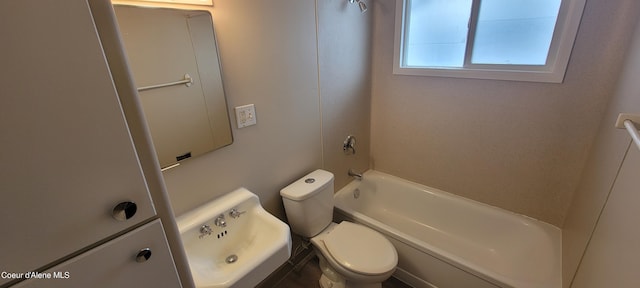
[235,104,257,128]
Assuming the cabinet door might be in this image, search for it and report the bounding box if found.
[12,220,182,288]
[0,0,155,282]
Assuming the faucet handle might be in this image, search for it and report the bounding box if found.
[229,208,246,219]
[214,214,227,227]
[199,224,212,239]
[343,135,356,155]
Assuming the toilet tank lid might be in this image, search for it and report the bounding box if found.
[280,169,334,201]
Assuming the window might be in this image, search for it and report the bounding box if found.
[393,0,586,82]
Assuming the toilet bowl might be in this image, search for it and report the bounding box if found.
[280,169,398,288]
[313,222,397,288]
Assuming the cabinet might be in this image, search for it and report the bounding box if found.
[12,220,180,288]
[0,0,181,287]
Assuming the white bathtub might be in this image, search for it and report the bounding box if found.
[333,170,561,288]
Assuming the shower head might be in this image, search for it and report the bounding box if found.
[348,0,367,13]
[358,1,367,13]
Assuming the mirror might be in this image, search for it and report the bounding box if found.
[113,5,233,168]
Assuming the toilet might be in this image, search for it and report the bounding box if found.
[280,169,398,288]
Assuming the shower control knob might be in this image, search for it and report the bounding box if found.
[112,201,137,221]
[343,135,357,154]
[136,248,152,263]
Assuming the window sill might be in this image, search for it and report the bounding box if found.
[392,66,566,83]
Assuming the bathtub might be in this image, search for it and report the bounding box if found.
[333,170,561,288]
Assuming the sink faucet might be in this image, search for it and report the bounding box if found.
[199,225,212,239]
[348,169,363,181]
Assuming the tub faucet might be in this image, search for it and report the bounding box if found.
[348,169,363,181]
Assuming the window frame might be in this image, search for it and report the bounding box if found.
[392,0,586,83]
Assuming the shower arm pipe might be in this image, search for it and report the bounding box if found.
[137,73,193,92]
[615,113,640,151]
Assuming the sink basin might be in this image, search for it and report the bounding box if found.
[176,187,292,288]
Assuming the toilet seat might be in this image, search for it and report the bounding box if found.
[322,221,397,276]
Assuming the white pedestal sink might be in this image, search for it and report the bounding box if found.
[177,188,292,288]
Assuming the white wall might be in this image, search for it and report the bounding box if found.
[570,147,640,287]
[161,0,323,220]
[144,0,374,220]
[369,0,640,226]
[563,12,640,288]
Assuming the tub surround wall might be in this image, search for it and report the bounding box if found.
[317,0,373,189]
[161,0,322,220]
[562,11,640,288]
[369,0,639,226]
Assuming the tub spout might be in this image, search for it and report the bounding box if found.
[348,169,363,181]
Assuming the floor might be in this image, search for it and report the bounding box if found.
[276,256,412,288]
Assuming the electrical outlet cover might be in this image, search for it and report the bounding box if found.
[235,104,257,128]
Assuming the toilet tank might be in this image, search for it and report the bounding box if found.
[280,169,334,238]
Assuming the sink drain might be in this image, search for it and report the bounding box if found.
[225,254,238,264]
